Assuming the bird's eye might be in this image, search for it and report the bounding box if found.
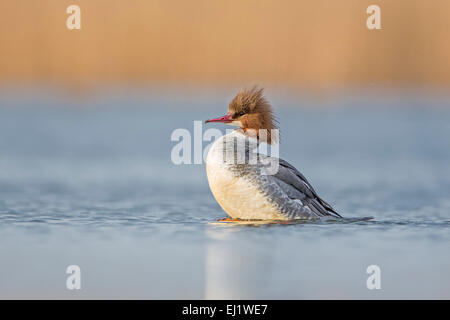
[239,111,245,116]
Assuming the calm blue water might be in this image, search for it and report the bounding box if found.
[0,89,449,299]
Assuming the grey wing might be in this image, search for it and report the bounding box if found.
[260,156,341,218]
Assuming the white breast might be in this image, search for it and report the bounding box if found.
[205,132,286,220]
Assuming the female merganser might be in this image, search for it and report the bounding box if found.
[205,87,341,221]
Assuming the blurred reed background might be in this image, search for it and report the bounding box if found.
[1,0,449,90]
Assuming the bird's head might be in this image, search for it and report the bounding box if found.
[205,86,278,144]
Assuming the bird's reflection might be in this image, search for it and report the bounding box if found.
[204,224,276,299]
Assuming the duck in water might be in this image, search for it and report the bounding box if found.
[205,87,341,221]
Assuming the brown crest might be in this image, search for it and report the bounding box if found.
[228,86,278,144]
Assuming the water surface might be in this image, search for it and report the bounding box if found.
[0,90,449,299]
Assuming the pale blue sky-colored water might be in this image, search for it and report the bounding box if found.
[0,89,449,299]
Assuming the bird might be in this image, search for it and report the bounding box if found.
[204,86,342,221]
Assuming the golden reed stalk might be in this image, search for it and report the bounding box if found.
[0,0,449,88]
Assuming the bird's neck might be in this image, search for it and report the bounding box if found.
[206,129,259,166]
